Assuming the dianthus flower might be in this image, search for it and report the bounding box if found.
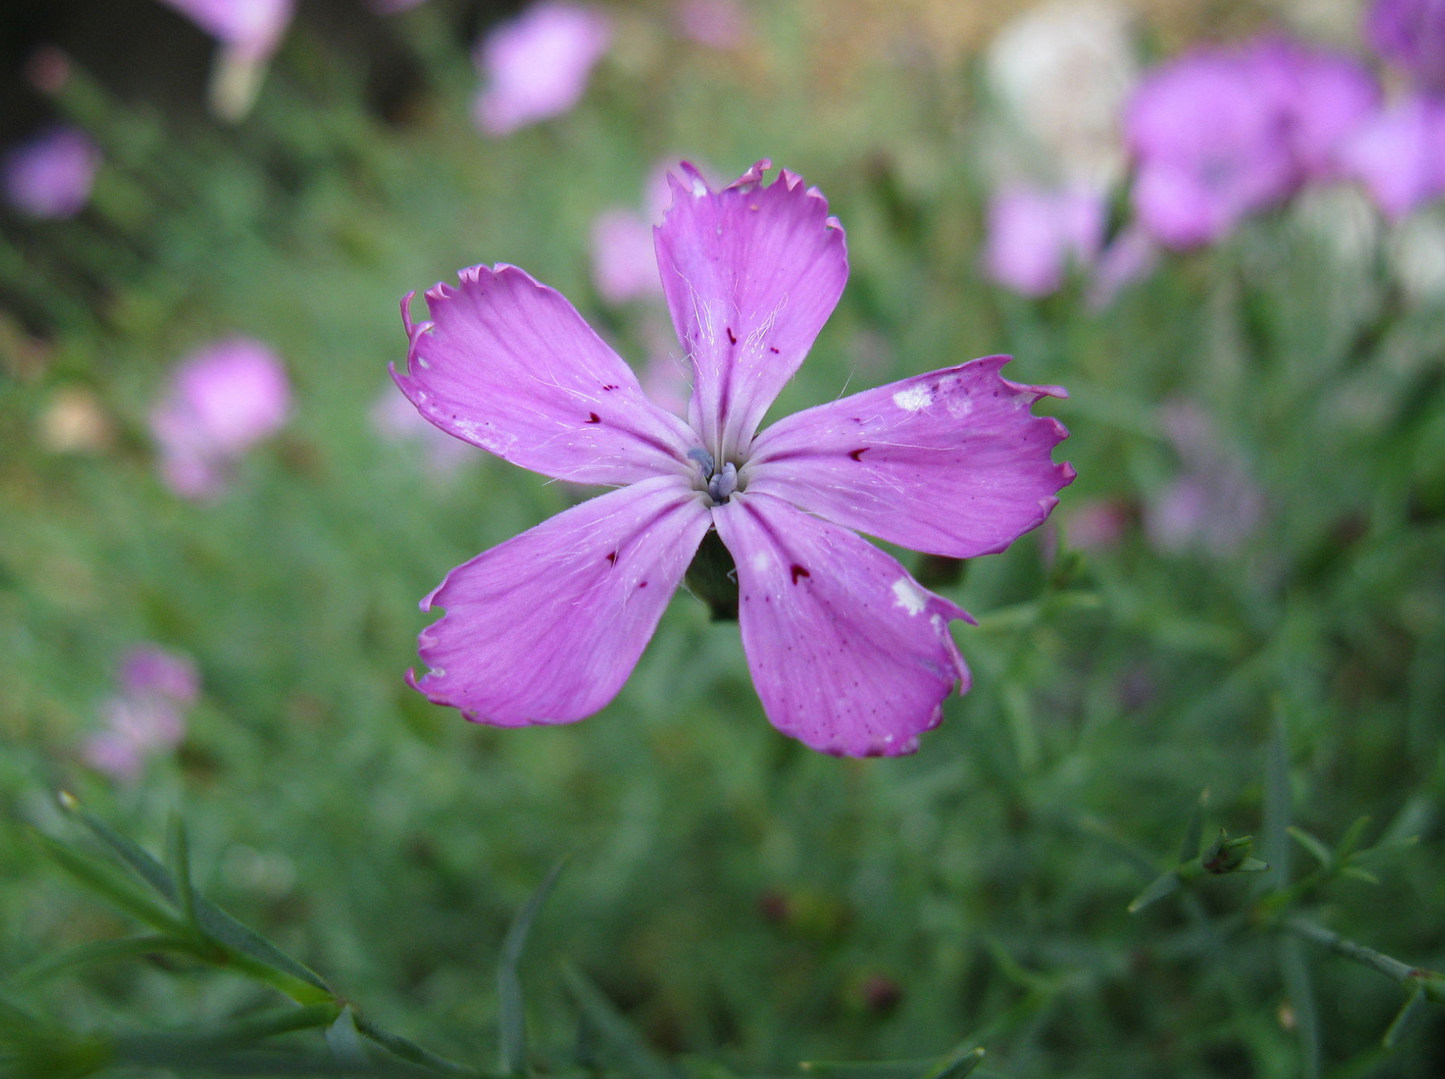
[1367,0,1445,94]
[473,2,611,137]
[84,644,198,781]
[984,186,1105,297]
[150,337,291,499]
[393,162,1073,757]
[1126,37,1377,248]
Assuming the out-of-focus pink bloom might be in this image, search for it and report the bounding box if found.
[1145,402,1264,557]
[984,186,1105,297]
[677,0,748,49]
[1126,38,1377,248]
[1338,94,1445,218]
[83,644,197,781]
[150,338,291,500]
[2,126,99,220]
[392,161,1073,757]
[473,2,611,137]
[591,210,662,304]
[156,0,294,60]
[1367,0,1445,93]
[1086,225,1159,309]
[121,644,200,704]
[1066,498,1130,551]
[372,384,474,475]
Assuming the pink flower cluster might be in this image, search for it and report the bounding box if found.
[84,645,199,780]
[2,126,100,220]
[150,338,291,499]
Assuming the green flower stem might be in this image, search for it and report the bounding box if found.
[1284,917,1445,1004]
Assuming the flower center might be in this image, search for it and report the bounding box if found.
[687,447,743,505]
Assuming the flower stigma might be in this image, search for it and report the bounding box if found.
[687,446,742,504]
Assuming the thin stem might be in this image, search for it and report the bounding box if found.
[1284,917,1445,1004]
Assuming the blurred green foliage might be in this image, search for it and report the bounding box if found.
[2,2,1444,1077]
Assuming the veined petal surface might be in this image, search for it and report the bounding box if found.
[410,476,710,726]
[393,264,696,485]
[654,161,847,461]
[745,355,1073,558]
[713,492,970,757]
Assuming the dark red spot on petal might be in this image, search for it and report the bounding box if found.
[586,412,601,423]
[638,580,649,588]
[848,448,868,462]
[790,564,810,584]
[727,327,738,345]
[769,346,780,354]
[605,551,617,564]
[601,383,619,391]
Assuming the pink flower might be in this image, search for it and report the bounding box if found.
[83,644,197,781]
[1367,0,1445,94]
[150,337,291,500]
[1126,37,1377,248]
[984,186,1105,297]
[473,2,611,137]
[392,161,1073,757]
[591,209,662,304]
[156,0,294,61]
[3,126,99,220]
[1145,402,1263,557]
[1337,94,1445,218]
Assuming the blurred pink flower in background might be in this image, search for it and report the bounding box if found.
[1367,0,1445,93]
[473,2,611,137]
[1338,95,1445,217]
[1145,402,1264,557]
[156,0,294,60]
[371,384,474,476]
[155,0,296,119]
[1086,226,1160,309]
[1126,38,1376,249]
[676,0,748,49]
[2,126,99,219]
[150,337,291,499]
[984,186,1105,297]
[591,209,662,304]
[84,644,198,781]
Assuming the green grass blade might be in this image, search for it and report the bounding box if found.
[498,860,565,1076]
[561,965,679,1079]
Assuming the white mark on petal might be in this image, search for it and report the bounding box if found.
[691,176,708,198]
[892,577,926,616]
[892,385,932,412]
[751,550,772,572]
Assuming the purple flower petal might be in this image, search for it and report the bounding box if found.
[745,355,1073,559]
[121,645,200,705]
[591,208,663,304]
[410,476,710,726]
[713,492,970,757]
[984,186,1105,297]
[1367,0,1445,94]
[1337,93,1445,218]
[392,264,697,485]
[2,125,99,220]
[473,2,611,136]
[654,161,848,462]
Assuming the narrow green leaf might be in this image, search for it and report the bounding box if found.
[65,803,333,999]
[1281,936,1320,1079]
[1127,871,1180,914]
[34,832,182,935]
[11,934,191,984]
[800,1062,931,1079]
[350,1013,478,1077]
[1261,704,1292,891]
[1339,866,1381,886]
[1287,827,1333,870]
[1382,988,1427,1048]
[167,813,200,940]
[328,1007,369,1071]
[925,1047,986,1079]
[1335,816,1373,863]
[1179,790,1208,864]
[498,860,566,1076]
[562,965,679,1079]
